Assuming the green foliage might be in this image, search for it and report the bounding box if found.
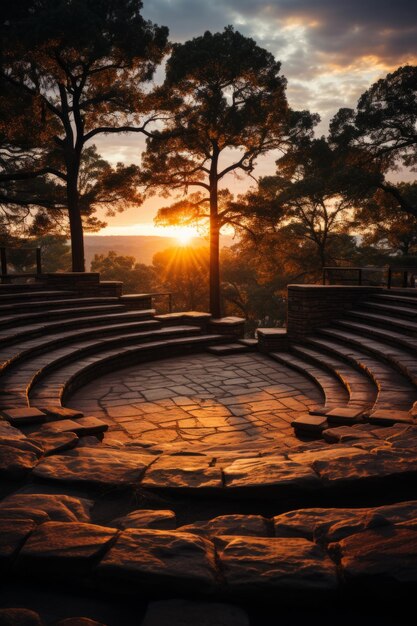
[91,251,157,293]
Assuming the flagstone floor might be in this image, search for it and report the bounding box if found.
[68,353,322,449]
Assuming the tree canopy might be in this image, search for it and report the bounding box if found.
[330,65,417,218]
[0,0,168,269]
[142,26,318,316]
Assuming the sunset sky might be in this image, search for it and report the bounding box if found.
[93,0,417,237]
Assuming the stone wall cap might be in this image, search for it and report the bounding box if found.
[120,293,153,299]
[156,311,211,319]
[257,328,287,337]
[287,284,384,291]
[44,272,100,278]
[210,317,245,325]
[99,281,123,286]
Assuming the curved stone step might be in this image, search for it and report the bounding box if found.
[289,346,376,412]
[334,319,417,354]
[0,303,127,330]
[372,293,417,307]
[0,309,156,348]
[0,289,74,301]
[29,334,229,407]
[346,310,417,337]
[304,336,417,413]
[318,326,417,387]
[0,319,161,375]
[360,300,417,320]
[0,326,204,407]
[0,296,120,315]
[269,351,347,411]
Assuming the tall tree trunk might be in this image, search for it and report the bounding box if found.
[209,177,221,318]
[67,171,85,272]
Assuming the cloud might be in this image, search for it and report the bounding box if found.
[143,0,417,69]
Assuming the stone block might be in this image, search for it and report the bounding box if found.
[33,448,151,488]
[331,526,417,586]
[40,417,108,436]
[292,415,328,435]
[94,529,218,593]
[208,317,245,338]
[0,445,38,479]
[0,519,36,570]
[111,509,176,530]
[256,328,288,352]
[28,431,79,455]
[178,514,269,537]
[40,406,84,420]
[273,507,369,541]
[141,456,222,489]
[312,448,417,484]
[215,535,338,595]
[0,407,47,426]
[16,521,117,577]
[223,457,321,490]
[0,493,93,523]
[368,409,413,426]
[325,406,364,425]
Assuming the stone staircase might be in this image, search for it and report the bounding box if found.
[267,288,417,435]
[0,286,232,416]
[2,282,417,619]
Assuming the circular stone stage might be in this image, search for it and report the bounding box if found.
[67,353,322,450]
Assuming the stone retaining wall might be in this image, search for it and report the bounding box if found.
[287,285,384,339]
[43,273,123,297]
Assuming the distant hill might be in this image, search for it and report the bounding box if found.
[84,235,235,269]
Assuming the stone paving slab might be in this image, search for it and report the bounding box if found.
[67,353,322,450]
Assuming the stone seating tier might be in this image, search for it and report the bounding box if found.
[2,282,417,619]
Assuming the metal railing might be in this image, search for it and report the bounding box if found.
[322,266,386,286]
[387,267,417,288]
[0,246,42,283]
[147,291,173,313]
[323,265,417,288]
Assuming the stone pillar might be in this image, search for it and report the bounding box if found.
[287,284,384,340]
[257,328,288,353]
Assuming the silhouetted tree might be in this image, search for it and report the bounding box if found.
[143,27,317,317]
[1,0,168,270]
[330,65,417,218]
[231,138,356,269]
[356,183,417,256]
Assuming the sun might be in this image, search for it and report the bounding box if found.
[175,227,197,246]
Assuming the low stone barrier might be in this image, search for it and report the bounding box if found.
[287,284,383,339]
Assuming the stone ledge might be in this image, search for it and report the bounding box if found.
[3,416,417,495]
[208,317,245,338]
[257,328,288,352]
[3,500,417,600]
